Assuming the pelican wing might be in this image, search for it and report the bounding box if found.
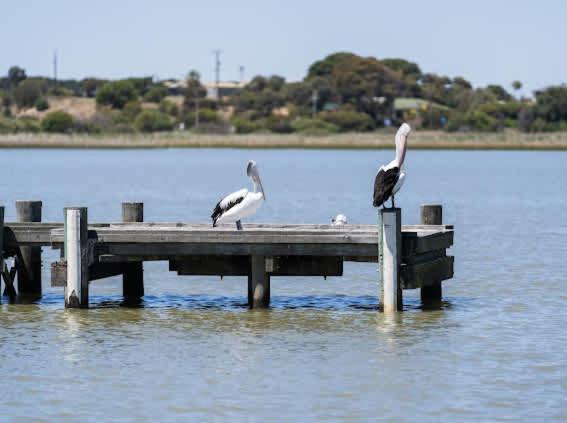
[373,166,400,207]
[211,188,248,226]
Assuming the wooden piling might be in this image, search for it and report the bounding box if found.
[15,200,42,298]
[248,255,270,309]
[64,207,89,308]
[379,208,402,312]
[121,202,144,299]
[0,206,4,297]
[420,204,443,304]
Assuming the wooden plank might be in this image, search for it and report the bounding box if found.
[100,242,378,258]
[52,261,125,286]
[171,255,343,276]
[400,256,454,289]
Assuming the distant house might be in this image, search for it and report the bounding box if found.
[393,97,450,126]
[203,81,247,100]
[162,79,246,100]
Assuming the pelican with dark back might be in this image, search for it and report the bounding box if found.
[211,160,266,230]
[373,123,411,209]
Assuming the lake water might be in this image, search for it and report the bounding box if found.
[0,148,566,421]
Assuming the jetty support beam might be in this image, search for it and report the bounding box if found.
[64,207,89,308]
[379,208,402,312]
[420,204,443,305]
[249,255,270,309]
[15,200,42,299]
[121,202,144,300]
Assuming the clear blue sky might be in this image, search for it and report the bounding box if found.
[2,0,565,95]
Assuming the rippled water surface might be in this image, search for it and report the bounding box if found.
[0,148,566,421]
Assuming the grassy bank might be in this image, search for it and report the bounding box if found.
[1,131,567,150]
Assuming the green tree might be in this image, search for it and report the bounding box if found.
[511,80,522,98]
[96,80,137,109]
[13,79,46,109]
[307,52,357,79]
[534,85,567,122]
[183,70,207,126]
[382,58,422,78]
[82,78,107,97]
[41,111,74,133]
[8,66,26,86]
[143,85,168,103]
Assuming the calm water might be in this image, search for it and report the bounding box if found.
[0,148,566,422]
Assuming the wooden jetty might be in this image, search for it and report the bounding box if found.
[0,202,454,311]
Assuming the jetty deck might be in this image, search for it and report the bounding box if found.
[0,202,454,310]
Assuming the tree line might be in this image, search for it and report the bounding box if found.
[1,52,566,135]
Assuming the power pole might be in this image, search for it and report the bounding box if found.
[312,89,319,118]
[239,65,245,84]
[213,49,222,101]
[53,50,58,84]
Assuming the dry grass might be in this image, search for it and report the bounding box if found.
[1,130,567,150]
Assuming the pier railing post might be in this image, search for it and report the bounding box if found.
[122,202,144,300]
[249,255,270,309]
[15,200,42,299]
[420,204,443,304]
[379,208,402,312]
[64,207,89,308]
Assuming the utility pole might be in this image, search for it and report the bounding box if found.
[239,65,245,84]
[312,89,319,118]
[53,50,58,84]
[213,49,222,101]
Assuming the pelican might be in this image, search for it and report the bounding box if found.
[211,160,265,230]
[373,123,411,208]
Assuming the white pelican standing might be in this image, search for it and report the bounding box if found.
[211,160,265,230]
[373,123,411,208]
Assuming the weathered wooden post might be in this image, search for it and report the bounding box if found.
[379,208,402,313]
[420,204,443,304]
[15,200,42,298]
[0,206,4,298]
[248,255,270,309]
[122,202,144,299]
[64,207,89,308]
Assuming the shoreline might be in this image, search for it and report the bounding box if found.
[1,131,567,150]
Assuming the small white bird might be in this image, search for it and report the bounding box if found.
[373,123,411,208]
[331,214,348,225]
[211,160,266,230]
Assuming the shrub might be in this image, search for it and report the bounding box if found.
[158,99,179,117]
[96,80,137,109]
[134,109,173,132]
[290,117,339,135]
[446,110,498,132]
[13,79,45,109]
[41,111,74,133]
[143,85,168,103]
[318,109,375,132]
[231,117,261,134]
[266,116,294,133]
[14,117,41,133]
[35,98,49,111]
[184,108,218,127]
[0,117,16,133]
